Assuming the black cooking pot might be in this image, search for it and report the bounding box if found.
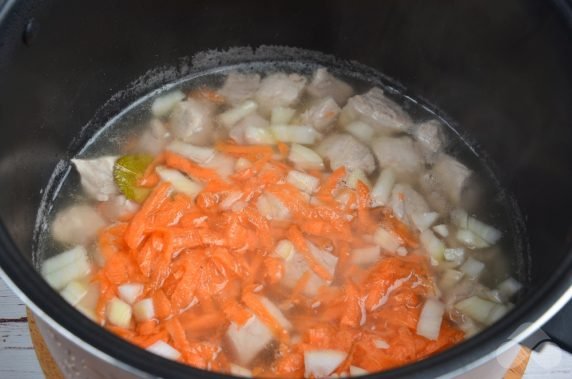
[1,0,571,378]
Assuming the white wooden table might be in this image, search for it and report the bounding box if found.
[1,278,571,378]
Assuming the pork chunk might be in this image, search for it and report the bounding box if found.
[306,68,353,105]
[342,87,412,132]
[317,133,376,174]
[255,73,307,115]
[52,204,106,246]
[137,119,171,155]
[413,119,446,161]
[432,154,472,205]
[71,156,118,202]
[301,97,341,132]
[371,136,423,180]
[218,72,261,106]
[169,99,215,145]
[229,113,269,144]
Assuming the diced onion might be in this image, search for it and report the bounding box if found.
[286,170,320,194]
[351,246,381,266]
[373,339,390,349]
[230,364,253,378]
[275,240,296,261]
[345,169,371,190]
[433,224,449,238]
[411,212,439,232]
[371,168,396,206]
[456,229,490,249]
[451,209,501,245]
[133,298,155,322]
[258,296,292,330]
[416,298,445,340]
[146,340,181,360]
[156,166,203,198]
[349,365,369,377]
[60,280,88,306]
[106,297,132,328]
[244,125,276,145]
[235,157,252,171]
[166,141,215,164]
[41,246,91,290]
[443,248,465,265]
[151,90,185,117]
[450,209,469,229]
[304,350,347,379]
[271,106,296,125]
[218,100,258,127]
[497,277,522,300]
[288,144,324,170]
[467,217,502,245]
[344,121,374,143]
[256,193,290,221]
[220,191,243,211]
[271,125,320,144]
[459,257,485,278]
[373,227,402,253]
[455,296,497,324]
[487,304,510,325]
[118,283,144,304]
[439,269,464,290]
[420,229,445,261]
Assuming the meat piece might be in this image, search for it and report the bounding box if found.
[306,68,353,105]
[301,97,341,132]
[99,195,139,221]
[218,72,261,106]
[418,171,451,215]
[255,73,307,115]
[432,154,472,205]
[226,315,273,365]
[51,204,106,246]
[229,113,269,144]
[169,98,215,145]
[342,87,412,132]
[317,133,376,174]
[71,156,118,202]
[390,184,430,226]
[137,119,171,155]
[413,119,446,154]
[371,136,423,180]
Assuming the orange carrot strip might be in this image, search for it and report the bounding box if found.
[164,151,224,183]
[215,141,274,156]
[153,289,172,320]
[222,299,252,326]
[125,182,172,249]
[180,312,226,331]
[317,167,346,200]
[289,271,312,303]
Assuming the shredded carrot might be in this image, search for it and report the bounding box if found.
[84,120,464,376]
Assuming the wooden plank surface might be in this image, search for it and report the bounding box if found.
[1,278,571,378]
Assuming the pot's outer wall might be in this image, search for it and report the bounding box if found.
[0,1,571,378]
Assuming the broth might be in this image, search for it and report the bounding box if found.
[36,63,523,378]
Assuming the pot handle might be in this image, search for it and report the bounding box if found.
[539,299,572,353]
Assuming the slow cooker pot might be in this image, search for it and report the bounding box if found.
[1,0,571,377]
